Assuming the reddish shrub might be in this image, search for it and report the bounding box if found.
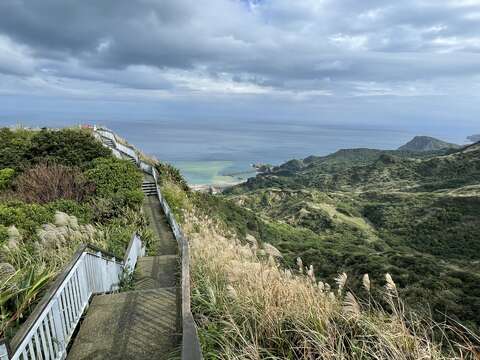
[15,163,95,204]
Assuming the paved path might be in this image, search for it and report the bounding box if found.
[67,173,180,360]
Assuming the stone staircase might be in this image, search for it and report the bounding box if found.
[67,174,180,360]
[142,180,157,196]
[101,136,115,148]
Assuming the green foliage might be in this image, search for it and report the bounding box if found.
[28,128,111,168]
[222,144,480,333]
[0,225,8,245]
[0,201,53,236]
[0,168,15,191]
[0,128,33,171]
[155,162,189,191]
[0,127,149,340]
[46,199,93,224]
[0,128,111,172]
[85,157,144,211]
[0,262,55,339]
[86,158,142,197]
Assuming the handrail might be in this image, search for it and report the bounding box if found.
[96,128,139,164]
[1,235,143,360]
[94,127,202,359]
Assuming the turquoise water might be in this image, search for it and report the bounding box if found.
[171,160,257,185]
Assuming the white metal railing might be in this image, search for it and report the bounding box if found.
[123,234,144,272]
[1,234,144,360]
[116,143,138,163]
[96,128,139,163]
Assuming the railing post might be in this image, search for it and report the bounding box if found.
[0,339,11,360]
[110,257,117,291]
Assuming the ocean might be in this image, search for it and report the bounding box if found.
[2,117,470,185]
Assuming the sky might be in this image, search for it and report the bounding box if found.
[0,0,479,136]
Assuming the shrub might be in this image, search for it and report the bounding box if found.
[46,199,93,224]
[85,158,142,198]
[15,163,95,204]
[28,128,111,168]
[0,202,53,236]
[0,168,15,191]
[0,225,8,246]
[0,128,33,171]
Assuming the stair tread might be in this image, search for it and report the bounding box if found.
[134,255,178,290]
[67,288,179,360]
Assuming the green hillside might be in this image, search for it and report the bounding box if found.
[222,143,480,332]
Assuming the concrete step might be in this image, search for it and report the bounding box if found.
[134,255,178,290]
[67,288,179,360]
[101,138,115,147]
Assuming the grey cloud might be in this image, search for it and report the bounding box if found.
[0,0,479,97]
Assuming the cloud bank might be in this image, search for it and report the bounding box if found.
[0,0,479,129]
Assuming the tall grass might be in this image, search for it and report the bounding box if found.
[183,210,480,359]
[1,212,110,338]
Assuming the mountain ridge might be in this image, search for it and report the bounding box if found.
[397,135,460,152]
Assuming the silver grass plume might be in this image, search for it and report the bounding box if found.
[362,274,371,292]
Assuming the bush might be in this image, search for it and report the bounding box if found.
[0,225,8,245]
[0,128,111,172]
[15,163,95,204]
[86,158,143,198]
[0,168,15,191]
[0,128,33,171]
[46,200,93,224]
[28,128,111,168]
[0,202,53,236]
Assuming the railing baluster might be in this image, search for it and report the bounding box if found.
[33,333,42,360]
[51,298,66,357]
[46,313,58,357]
[27,341,35,360]
[65,282,75,331]
[42,319,54,359]
[71,272,81,316]
[37,323,49,360]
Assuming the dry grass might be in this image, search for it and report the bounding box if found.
[182,209,480,359]
[0,212,109,337]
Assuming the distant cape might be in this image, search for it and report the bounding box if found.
[398,136,460,152]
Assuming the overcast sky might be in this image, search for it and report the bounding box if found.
[0,0,479,135]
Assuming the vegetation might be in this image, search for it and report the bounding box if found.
[157,170,480,358]
[0,127,146,339]
[397,136,460,152]
[220,142,480,336]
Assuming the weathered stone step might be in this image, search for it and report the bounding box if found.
[134,255,178,290]
[67,288,179,360]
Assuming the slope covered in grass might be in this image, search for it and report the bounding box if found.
[157,175,480,359]
[223,144,480,334]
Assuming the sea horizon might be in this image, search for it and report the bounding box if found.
[1,118,475,186]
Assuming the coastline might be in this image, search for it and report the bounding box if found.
[189,178,247,193]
